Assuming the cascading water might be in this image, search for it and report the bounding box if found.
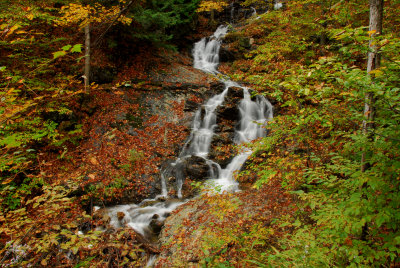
[274,2,283,10]
[186,25,272,193]
[107,25,272,251]
[208,87,273,192]
[251,7,257,16]
[193,25,228,74]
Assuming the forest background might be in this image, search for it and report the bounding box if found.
[0,0,399,266]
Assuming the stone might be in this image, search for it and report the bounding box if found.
[182,156,210,181]
[184,100,200,111]
[117,211,125,221]
[219,47,236,62]
[216,105,239,122]
[149,218,164,234]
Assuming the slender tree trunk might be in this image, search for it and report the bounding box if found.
[361,0,383,172]
[84,23,90,93]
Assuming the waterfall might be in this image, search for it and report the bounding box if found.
[190,26,272,193]
[107,25,272,242]
[274,2,283,10]
[230,6,235,24]
[208,87,272,192]
[193,25,228,74]
[251,7,257,16]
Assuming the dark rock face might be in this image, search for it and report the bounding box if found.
[208,86,243,168]
[216,86,243,123]
[184,100,200,112]
[216,105,239,122]
[182,156,210,181]
[219,47,236,63]
[149,214,164,234]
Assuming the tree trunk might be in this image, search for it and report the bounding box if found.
[84,23,90,93]
[361,0,383,172]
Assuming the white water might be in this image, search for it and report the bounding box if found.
[274,2,283,10]
[251,7,257,16]
[208,87,273,192]
[108,200,183,237]
[107,25,272,247]
[191,25,273,193]
[193,25,228,74]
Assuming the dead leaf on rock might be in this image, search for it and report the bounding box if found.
[90,157,99,165]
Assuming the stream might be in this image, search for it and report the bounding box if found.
[107,25,273,265]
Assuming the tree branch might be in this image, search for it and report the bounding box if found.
[92,0,134,47]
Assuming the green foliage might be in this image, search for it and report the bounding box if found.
[129,0,201,45]
[0,185,144,267]
[128,148,145,164]
[221,0,400,266]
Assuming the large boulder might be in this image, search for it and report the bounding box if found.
[216,86,242,123]
[182,156,211,181]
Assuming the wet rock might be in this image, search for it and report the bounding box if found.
[140,200,159,207]
[227,86,244,99]
[184,100,200,112]
[117,212,125,222]
[216,86,242,122]
[150,214,164,234]
[216,105,239,122]
[208,86,242,167]
[219,47,236,62]
[182,156,210,181]
[156,196,167,202]
[210,81,226,93]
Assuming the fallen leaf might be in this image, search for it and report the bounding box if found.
[90,157,99,165]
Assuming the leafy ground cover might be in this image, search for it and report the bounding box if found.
[216,0,400,266]
[1,0,400,266]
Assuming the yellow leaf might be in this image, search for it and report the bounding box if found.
[6,88,15,95]
[369,69,383,77]
[2,177,14,184]
[26,13,34,20]
[41,259,47,266]
[6,25,20,37]
[367,30,376,36]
